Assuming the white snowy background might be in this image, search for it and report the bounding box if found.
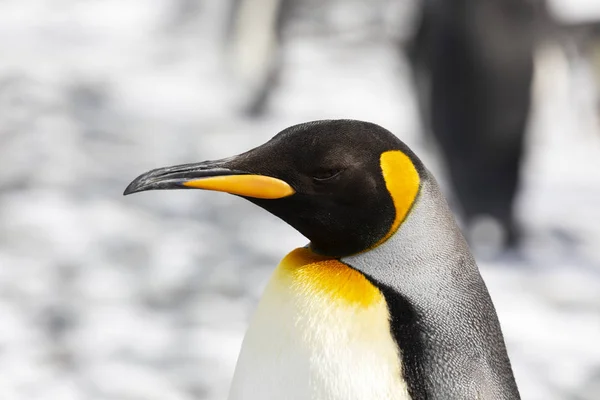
[0,1,599,399]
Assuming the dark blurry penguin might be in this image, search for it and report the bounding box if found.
[407,0,536,248]
[124,120,520,399]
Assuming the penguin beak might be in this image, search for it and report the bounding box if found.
[123,159,295,199]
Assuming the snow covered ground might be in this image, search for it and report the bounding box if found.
[0,1,599,399]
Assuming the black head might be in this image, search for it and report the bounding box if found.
[124,120,425,257]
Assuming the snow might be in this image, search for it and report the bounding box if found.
[548,0,600,24]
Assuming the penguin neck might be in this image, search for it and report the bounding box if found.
[341,173,485,342]
[343,172,474,282]
[342,172,519,399]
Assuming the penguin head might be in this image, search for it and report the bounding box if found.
[124,120,424,257]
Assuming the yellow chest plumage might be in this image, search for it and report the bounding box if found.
[228,247,411,400]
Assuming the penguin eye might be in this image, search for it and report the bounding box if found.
[312,169,343,182]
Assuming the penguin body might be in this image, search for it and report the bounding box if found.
[124,120,520,399]
[230,248,410,400]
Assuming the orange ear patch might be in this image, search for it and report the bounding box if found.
[375,150,420,246]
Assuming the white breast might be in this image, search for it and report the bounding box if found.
[227,249,411,400]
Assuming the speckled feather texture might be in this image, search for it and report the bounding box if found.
[344,171,521,400]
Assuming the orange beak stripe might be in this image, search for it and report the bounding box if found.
[182,175,295,199]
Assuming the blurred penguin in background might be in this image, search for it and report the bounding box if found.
[225,0,291,116]
[547,9,600,126]
[407,0,536,251]
[224,0,394,117]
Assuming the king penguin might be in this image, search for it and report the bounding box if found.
[124,120,520,400]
